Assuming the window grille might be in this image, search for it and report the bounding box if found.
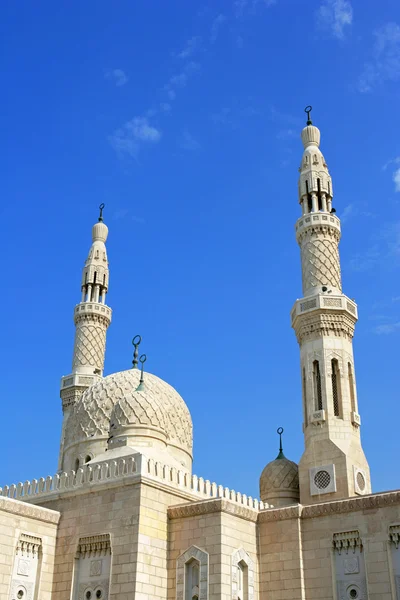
[313,360,322,411]
[331,359,340,417]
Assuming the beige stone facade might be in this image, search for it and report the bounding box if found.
[1,112,399,600]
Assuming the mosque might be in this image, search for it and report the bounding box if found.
[1,110,399,600]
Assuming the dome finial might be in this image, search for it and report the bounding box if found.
[132,335,142,369]
[304,105,313,126]
[277,427,285,459]
[136,354,147,390]
[98,202,105,222]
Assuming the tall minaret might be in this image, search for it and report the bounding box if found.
[58,204,112,471]
[291,108,371,505]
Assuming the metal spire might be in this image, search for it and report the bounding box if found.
[132,335,142,369]
[276,427,285,459]
[304,105,313,126]
[98,202,105,222]
[136,354,147,391]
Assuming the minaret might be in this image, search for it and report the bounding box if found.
[291,108,371,504]
[58,204,112,471]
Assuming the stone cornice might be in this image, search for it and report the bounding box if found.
[0,496,60,524]
[302,490,400,519]
[168,498,259,522]
[258,504,302,522]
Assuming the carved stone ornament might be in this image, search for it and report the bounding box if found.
[333,530,362,554]
[90,559,102,576]
[76,534,111,559]
[0,497,60,525]
[168,498,258,523]
[10,580,34,600]
[343,556,359,574]
[77,579,109,600]
[389,524,400,548]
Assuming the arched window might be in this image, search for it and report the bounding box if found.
[313,360,322,411]
[348,362,356,413]
[176,546,208,600]
[93,271,97,284]
[306,180,312,213]
[331,359,342,417]
[317,178,322,211]
[85,455,92,464]
[74,458,80,472]
[185,559,199,600]
[232,548,254,600]
[302,367,308,426]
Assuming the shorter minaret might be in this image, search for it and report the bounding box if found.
[58,205,112,471]
[291,108,371,504]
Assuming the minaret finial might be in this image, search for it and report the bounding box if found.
[139,354,147,385]
[99,202,105,222]
[132,335,142,369]
[276,427,285,459]
[304,105,313,126]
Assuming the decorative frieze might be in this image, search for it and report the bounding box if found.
[333,530,362,554]
[76,534,111,559]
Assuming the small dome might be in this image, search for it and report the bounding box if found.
[64,368,193,470]
[92,221,108,243]
[259,450,299,507]
[301,124,320,148]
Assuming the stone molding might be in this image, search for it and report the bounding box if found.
[302,490,400,519]
[258,504,302,522]
[168,498,259,522]
[293,311,356,343]
[0,496,60,524]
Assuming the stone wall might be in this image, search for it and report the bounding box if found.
[0,496,59,600]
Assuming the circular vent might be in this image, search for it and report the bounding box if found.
[348,587,359,599]
[314,470,331,489]
[356,471,366,492]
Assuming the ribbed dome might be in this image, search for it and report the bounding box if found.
[301,124,320,148]
[259,453,300,507]
[65,369,193,458]
[92,221,108,243]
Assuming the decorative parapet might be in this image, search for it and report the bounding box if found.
[1,453,267,513]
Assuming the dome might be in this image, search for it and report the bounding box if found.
[259,449,299,507]
[301,124,320,148]
[63,368,193,471]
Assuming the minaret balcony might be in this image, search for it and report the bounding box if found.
[291,293,358,327]
[295,212,341,242]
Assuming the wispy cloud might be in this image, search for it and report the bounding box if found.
[113,209,145,224]
[234,0,276,17]
[105,69,128,87]
[316,0,353,40]
[164,61,200,99]
[348,220,400,271]
[276,128,297,140]
[374,322,400,335]
[178,36,202,59]
[358,22,400,92]
[210,14,227,43]
[340,203,354,223]
[180,130,201,151]
[109,117,161,158]
[385,157,400,192]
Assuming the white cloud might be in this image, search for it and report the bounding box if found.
[109,117,161,158]
[316,0,353,40]
[160,102,171,113]
[374,322,400,335]
[234,0,276,17]
[210,14,227,43]
[340,203,354,223]
[180,130,201,151]
[383,157,400,192]
[164,61,200,101]
[358,22,400,92]
[394,168,400,192]
[178,36,202,59]
[105,69,128,87]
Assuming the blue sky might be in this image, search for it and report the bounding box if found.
[1,0,400,498]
